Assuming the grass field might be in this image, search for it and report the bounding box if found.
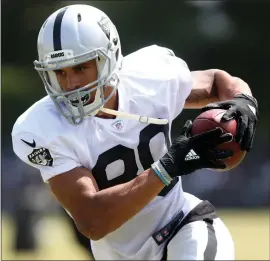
[2,209,269,260]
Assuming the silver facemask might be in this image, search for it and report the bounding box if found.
[34,47,120,125]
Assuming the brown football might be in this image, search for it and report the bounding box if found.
[191,109,246,171]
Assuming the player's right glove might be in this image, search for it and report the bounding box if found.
[151,120,234,186]
[201,93,259,152]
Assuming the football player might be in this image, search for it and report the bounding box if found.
[12,4,258,260]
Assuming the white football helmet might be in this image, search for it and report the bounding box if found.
[34,4,122,125]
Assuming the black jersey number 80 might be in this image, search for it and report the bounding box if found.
[92,123,178,197]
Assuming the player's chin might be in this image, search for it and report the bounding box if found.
[86,98,95,106]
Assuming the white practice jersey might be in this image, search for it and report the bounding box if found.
[12,45,202,260]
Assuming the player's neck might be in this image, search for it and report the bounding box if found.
[96,87,118,119]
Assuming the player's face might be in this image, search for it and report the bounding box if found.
[54,60,98,94]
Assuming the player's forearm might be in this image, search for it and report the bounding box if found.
[82,168,164,240]
[185,69,253,108]
[213,70,253,101]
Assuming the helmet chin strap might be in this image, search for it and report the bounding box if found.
[100,107,168,125]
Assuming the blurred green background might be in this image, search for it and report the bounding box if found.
[2,210,269,260]
[2,0,269,260]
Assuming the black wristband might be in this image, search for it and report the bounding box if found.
[234,93,258,110]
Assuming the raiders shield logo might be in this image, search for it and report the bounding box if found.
[98,16,110,40]
[28,148,53,166]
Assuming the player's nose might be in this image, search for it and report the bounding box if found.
[66,75,81,91]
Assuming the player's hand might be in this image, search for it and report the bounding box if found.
[153,120,233,180]
[201,93,258,151]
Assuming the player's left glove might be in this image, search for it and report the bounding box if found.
[201,93,258,151]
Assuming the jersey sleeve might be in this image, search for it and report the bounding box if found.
[12,131,81,182]
[163,48,192,119]
[123,45,192,120]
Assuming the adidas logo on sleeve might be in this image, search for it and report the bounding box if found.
[185,149,200,161]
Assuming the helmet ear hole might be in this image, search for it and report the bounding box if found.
[113,38,118,46]
[77,13,82,22]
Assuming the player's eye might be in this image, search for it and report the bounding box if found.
[54,69,65,76]
[74,66,86,72]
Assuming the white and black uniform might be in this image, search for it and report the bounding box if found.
[12,45,234,260]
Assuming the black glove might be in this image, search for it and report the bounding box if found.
[156,120,233,178]
[201,93,258,151]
